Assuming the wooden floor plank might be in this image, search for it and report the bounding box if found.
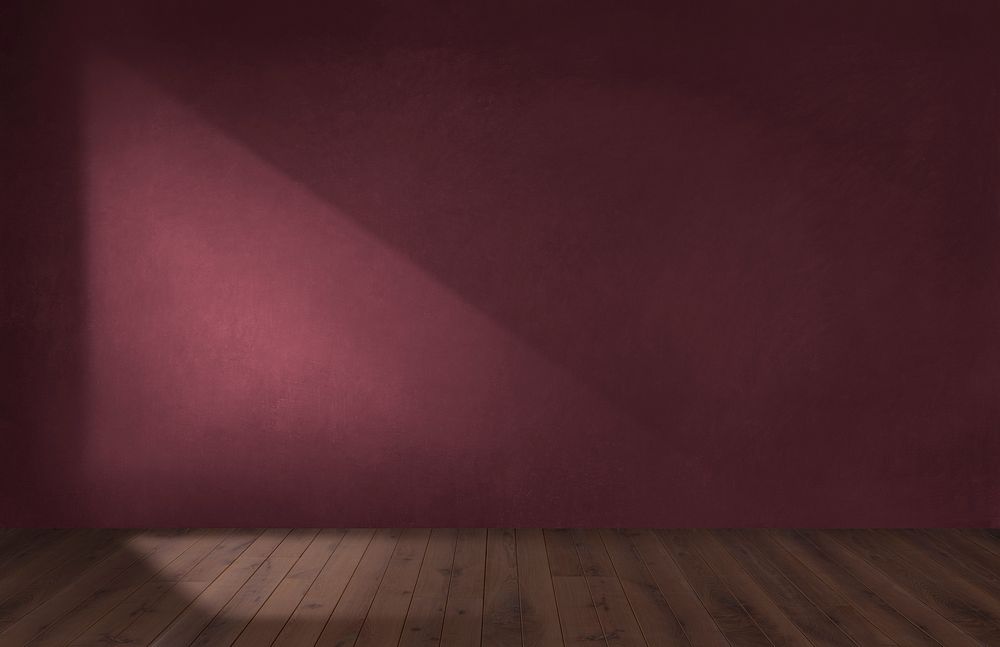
[0,531,68,576]
[714,530,856,647]
[0,531,189,646]
[960,529,1000,561]
[770,530,938,647]
[570,529,611,577]
[398,527,457,647]
[75,579,176,646]
[544,531,583,577]
[0,530,80,628]
[738,530,896,646]
[551,576,604,646]
[0,530,124,630]
[2,529,999,647]
[482,529,521,647]
[28,530,200,647]
[231,528,347,647]
[833,530,1000,645]
[898,530,1000,599]
[629,530,728,647]
[313,528,402,647]
[110,529,265,646]
[657,530,770,647]
[543,531,604,646]
[147,529,291,647]
[356,528,432,647]
[440,590,484,647]
[517,529,563,647]
[800,530,980,647]
[571,530,646,647]
[584,576,644,647]
[543,528,607,645]
[182,530,265,584]
[831,531,991,644]
[599,530,688,647]
[441,528,487,647]
[0,530,98,607]
[0,530,37,563]
[272,528,375,647]
[155,529,236,582]
[859,530,1000,645]
[189,528,319,647]
[690,530,811,647]
[939,530,1000,582]
[68,529,234,646]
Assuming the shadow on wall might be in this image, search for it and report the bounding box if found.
[78,55,655,528]
[2,0,1000,526]
[0,3,87,523]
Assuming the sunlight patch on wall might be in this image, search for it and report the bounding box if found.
[79,55,663,526]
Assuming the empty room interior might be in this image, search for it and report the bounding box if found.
[2,0,999,645]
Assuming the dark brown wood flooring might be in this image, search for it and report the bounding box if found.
[0,529,998,646]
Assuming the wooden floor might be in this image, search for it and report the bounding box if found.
[0,529,999,646]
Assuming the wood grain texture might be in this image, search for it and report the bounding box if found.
[313,528,401,647]
[629,530,727,647]
[571,530,645,647]
[657,530,770,646]
[0,529,998,646]
[714,530,855,647]
[599,529,688,646]
[482,529,520,647]
[399,528,457,647]
[440,528,486,647]
[114,530,264,646]
[356,528,431,647]
[517,530,562,647]
[799,530,980,647]
[273,528,375,647]
[833,530,1000,645]
[0,531,194,646]
[231,528,347,647]
[0,531,124,632]
[34,531,202,646]
[899,530,1000,600]
[770,530,938,647]
[145,529,290,647]
[736,530,894,646]
[689,529,811,647]
[550,576,602,646]
[189,528,318,647]
[69,529,234,646]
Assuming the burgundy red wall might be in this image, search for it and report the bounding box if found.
[3,0,998,527]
